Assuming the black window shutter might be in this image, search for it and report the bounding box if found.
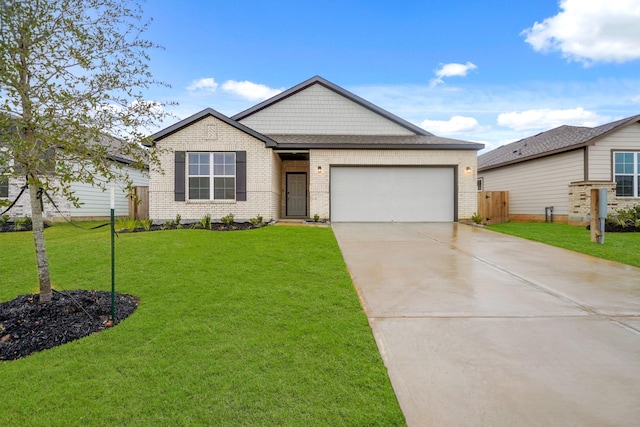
[175,151,185,201]
[236,151,246,201]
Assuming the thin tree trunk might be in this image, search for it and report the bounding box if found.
[28,182,52,303]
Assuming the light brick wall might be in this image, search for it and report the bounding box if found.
[308,149,478,221]
[150,116,278,223]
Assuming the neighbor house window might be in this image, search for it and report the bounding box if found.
[0,178,8,198]
[477,177,484,192]
[614,152,640,197]
[187,152,236,200]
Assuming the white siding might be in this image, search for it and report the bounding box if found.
[238,84,415,136]
[588,122,640,181]
[479,150,584,215]
[69,166,148,217]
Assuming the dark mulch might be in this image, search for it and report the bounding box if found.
[0,290,139,361]
[118,222,260,233]
[586,223,640,232]
[0,221,50,233]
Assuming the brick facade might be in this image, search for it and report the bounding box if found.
[149,116,280,223]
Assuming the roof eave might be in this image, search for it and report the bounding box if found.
[479,144,588,172]
[277,142,484,150]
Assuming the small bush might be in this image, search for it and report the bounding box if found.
[471,212,483,225]
[200,214,212,230]
[14,217,31,231]
[607,205,640,228]
[249,215,263,227]
[141,219,153,231]
[0,214,9,225]
[221,213,234,226]
[313,213,320,222]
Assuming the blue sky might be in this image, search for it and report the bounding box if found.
[141,0,640,152]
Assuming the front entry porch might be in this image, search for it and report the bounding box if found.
[278,151,310,219]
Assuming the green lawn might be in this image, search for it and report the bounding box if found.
[487,222,640,267]
[0,224,405,426]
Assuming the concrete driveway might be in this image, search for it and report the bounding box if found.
[332,223,640,427]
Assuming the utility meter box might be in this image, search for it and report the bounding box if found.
[598,188,608,219]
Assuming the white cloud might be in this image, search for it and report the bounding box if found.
[186,77,219,93]
[522,0,640,64]
[221,80,283,101]
[420,116,482,135]
[497,108,612,131]
[430,62,477,87]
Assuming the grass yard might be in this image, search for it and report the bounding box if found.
[0,223,405,426]
[487,222,640,267]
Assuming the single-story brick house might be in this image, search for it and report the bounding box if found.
[478,114,640,225]
[148,76,483,223]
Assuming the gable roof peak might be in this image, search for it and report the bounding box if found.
[149,107,277,147]
[232,76,432,136]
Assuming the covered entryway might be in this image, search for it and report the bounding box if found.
[330,166,455,222]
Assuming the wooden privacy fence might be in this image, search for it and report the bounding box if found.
[128,186,149,220]
[477,191,509,225]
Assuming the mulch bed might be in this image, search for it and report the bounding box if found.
[0,222,49,233]
[0,290,138,361]
[118,222,259,233]
[586,223,640,232]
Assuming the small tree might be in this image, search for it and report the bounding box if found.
[0,0,171,302]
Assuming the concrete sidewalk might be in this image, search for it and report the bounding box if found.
[332,223,640,427]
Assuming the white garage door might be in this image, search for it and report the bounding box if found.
[330,166,455,222]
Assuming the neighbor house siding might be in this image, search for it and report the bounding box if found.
[480,150,584,218]
[238,84,415,136]
[587,122,640,180]
[308,149,477,220]
[69,166,148,218]
[149,116,278,223]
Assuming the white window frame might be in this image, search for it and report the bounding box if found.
[187,152,236,201]
[613,151,640,198]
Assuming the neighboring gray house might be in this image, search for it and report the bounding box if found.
[0,142,148,220]
[148,76,483,223]
[478,114,640,225]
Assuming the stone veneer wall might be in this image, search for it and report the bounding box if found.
[567,181,616,225]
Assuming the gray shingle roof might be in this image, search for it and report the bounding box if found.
[269,134,484,150]
[478,114,640,171]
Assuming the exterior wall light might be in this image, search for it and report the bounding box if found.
[465,166,472,175]
[317,166,322,173]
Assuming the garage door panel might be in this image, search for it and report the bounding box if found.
[331,167,454,222]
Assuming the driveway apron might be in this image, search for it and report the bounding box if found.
[332,223,640,427]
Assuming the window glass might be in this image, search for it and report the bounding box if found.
[615,152,634,174]
[0,178,8,198]
[615,176,634,197]
[188,153,209,176]
[214,177,235,200]
[187,152,236,200]
[189,177,210,199]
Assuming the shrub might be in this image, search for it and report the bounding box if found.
[141,219,153,231]
[221,213,234,226]
[249,215,263,227]
[313,213,320,222]
[471,212,483,225]
[14,217,31,231]
[200,214,212,230]
[607,205,640,228]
